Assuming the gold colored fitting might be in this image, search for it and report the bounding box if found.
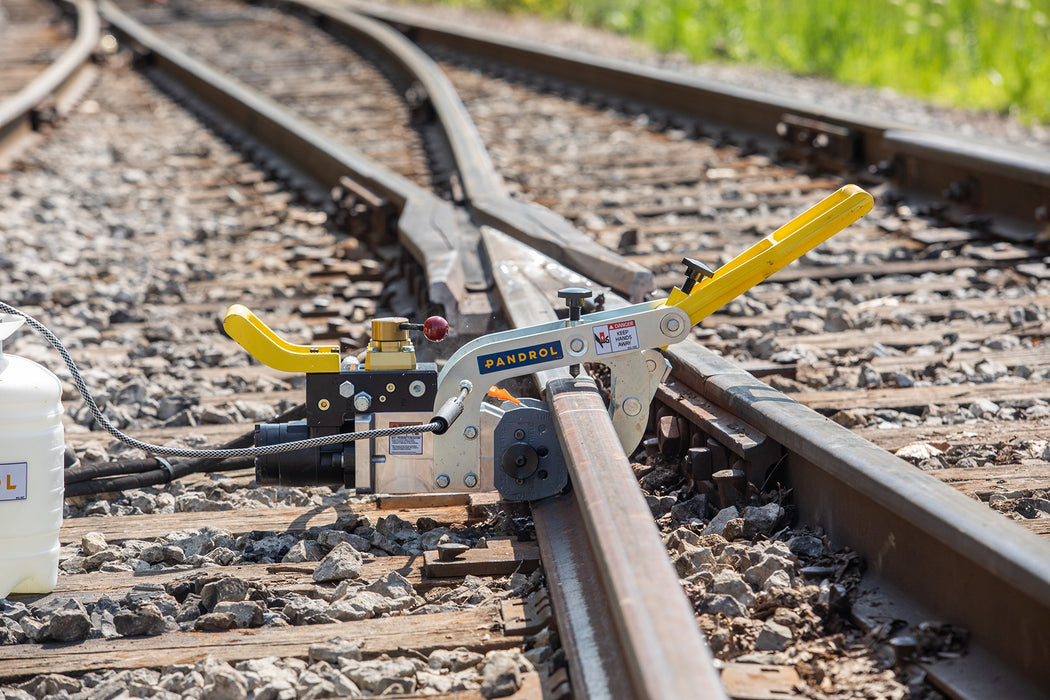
[371,318,410,343]
[364,317,416,371]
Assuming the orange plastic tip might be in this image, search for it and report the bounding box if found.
[487,386,521,405]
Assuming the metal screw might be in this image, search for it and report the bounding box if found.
[435,473,451,489]
[409,380,426,397]
[353,392,372,412]
[514,429,526,440]
[570,337,585,353]
[464,473,479,488]
[463,425,479,440]
[558,287,592,324]
[666,317,680,332]
[339,381,355,398]
[317,399,330,411]
[623,397,642,416]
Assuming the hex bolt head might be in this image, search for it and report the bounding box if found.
[464,473,479,488]
[435,473,451,489]
[409,380,426,397]
[463,425,479,440]
[353,392,372,412]
[339,381,355,398]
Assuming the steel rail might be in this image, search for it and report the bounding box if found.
[0,0,100,156]
[275,0,653,302]
[667,341,1050,696]
[97,0,491,332]
[484,227,727,699]
[348,1,1050,234]
[92,5,729,694]
[78,2,1050,695]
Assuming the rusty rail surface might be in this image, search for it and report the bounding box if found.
[71,1,1050,696]
[350,0,1050,235]
[94,4,726,696]
[0,0,99,155]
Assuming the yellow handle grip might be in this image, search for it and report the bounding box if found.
[223,304,340,373]
[667,184,873,326]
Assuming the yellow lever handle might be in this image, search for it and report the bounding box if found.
[223,304,340,373]
[667,184,873,326]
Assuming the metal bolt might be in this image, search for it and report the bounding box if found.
[514,429,526,440]
[460,379,473,392]
[558,287,592,324]
[353,392,372,412]
[463,425,479,440]
[570,337,586,353]
[623,397,642,416]
[409,380,426,397]
[339,381,355,398]
[317,399,330,411]
[665,317,681,332]
[464,473,479,488]
[435,473,451,489]
[437,542,469,562]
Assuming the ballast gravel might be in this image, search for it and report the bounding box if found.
[637,455,952,700]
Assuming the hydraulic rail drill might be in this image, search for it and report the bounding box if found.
[225,185,873,501]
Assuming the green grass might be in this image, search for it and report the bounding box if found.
[430,0,1050,124]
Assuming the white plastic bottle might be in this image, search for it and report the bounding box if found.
[0,314,64,597]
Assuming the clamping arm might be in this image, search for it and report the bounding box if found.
[223,304,341,373]
[666,184,873,325]
[430,185,874,490]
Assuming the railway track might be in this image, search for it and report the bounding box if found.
[0,0,98,161]
[2,0,1049,697]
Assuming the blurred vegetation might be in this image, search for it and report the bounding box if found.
[431,0,1050,123]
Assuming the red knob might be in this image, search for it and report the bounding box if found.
[423,316,449,342]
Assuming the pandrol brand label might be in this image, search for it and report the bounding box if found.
[0,462,27,502]
[388,423,424,455]
[478,341,563,375]
[593,319,640,356]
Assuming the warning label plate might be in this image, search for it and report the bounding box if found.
[0,462,27,502]
[388,423,424,456]
[592,319,640,356]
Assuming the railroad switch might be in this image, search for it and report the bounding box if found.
[224,185,874,500]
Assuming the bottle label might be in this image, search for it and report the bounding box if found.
[0,463,27,501]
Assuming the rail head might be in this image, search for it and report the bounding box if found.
[348,0,1050,228]
[0,0,100,149]
[667,340,1050,692]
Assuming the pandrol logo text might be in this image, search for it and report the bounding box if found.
[477,341,563,374]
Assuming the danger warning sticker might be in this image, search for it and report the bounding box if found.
[592,319,640,356]
[388,423,424,455]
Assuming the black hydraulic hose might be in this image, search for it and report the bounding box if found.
[64,456,256,498]
[64,404,307,492]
